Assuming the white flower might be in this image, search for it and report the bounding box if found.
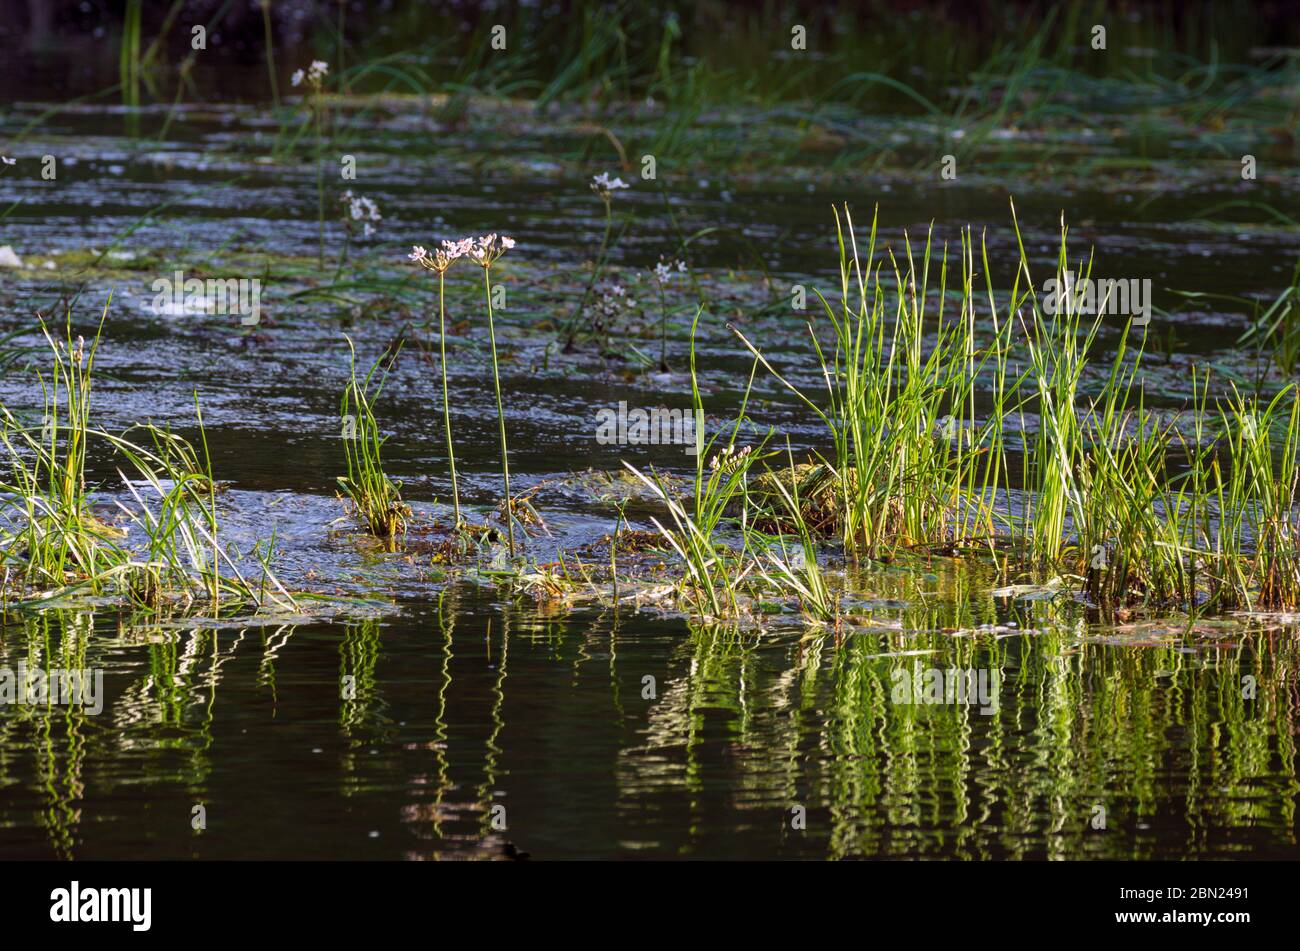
[442,237,474,259]
[590,172,629,199]
[340,192,381,236]
[653,258,687,284]
[293,60,329,89]
[467,233,515,267]
[414,237,481,273]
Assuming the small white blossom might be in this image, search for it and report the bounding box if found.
[339,191,381,239]
[443,237,475,259]
[653,258,687,285]
[590,172,629,200]
[293,60,329,89]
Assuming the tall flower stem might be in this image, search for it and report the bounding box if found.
[483,265,515,556]
[333,232,351,283]
[657,280,670,371]
[439,270,461,526]
[564,198,613,350]
[315,94,324,270]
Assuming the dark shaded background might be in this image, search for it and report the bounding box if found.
[3,0,1299,103]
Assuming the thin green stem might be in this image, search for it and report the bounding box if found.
[483,265,515,557]
[564,198,613,349]
[439,270,461,526]
[315,92,324,270]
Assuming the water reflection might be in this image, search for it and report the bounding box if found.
[0,578,1297,859]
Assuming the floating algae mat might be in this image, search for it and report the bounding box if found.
[0,1,1298,876]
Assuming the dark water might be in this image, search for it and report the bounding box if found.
[1,85,1299,859]
[5,585,1298,860]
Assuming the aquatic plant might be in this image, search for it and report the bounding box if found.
[627,308,771,618]
[338,335,410,540]
[410,240,474,526]
[732,205,1013,562]
[118,0,143,136]
[1237,257,1300,376]
[259,0,280,111]
[468,234,519,557]
[562,173,629,351]
[651,258,686,371]
[719,201,1300,616]
[336,190,382,273]
[751,440,837,623]
[0,310,293,611]
[292,60,331,269]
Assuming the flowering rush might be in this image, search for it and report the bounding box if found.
[654,259,687,284]
[409,237,473,273]
[340,190,382,238]
[466,233,516,267]
[590,172,629,200]
[291,60,329,88]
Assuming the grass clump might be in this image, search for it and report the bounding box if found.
[0,308,294,612]
[692,201,1300,619]
[338,335,410,540]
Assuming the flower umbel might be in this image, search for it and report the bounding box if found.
[468,233,516,268]
[292,60,329,88]
[408,236,476,274]
[653,258,687,284]
[340,190,382,238]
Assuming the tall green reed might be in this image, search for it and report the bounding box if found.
[338,335,410,540]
